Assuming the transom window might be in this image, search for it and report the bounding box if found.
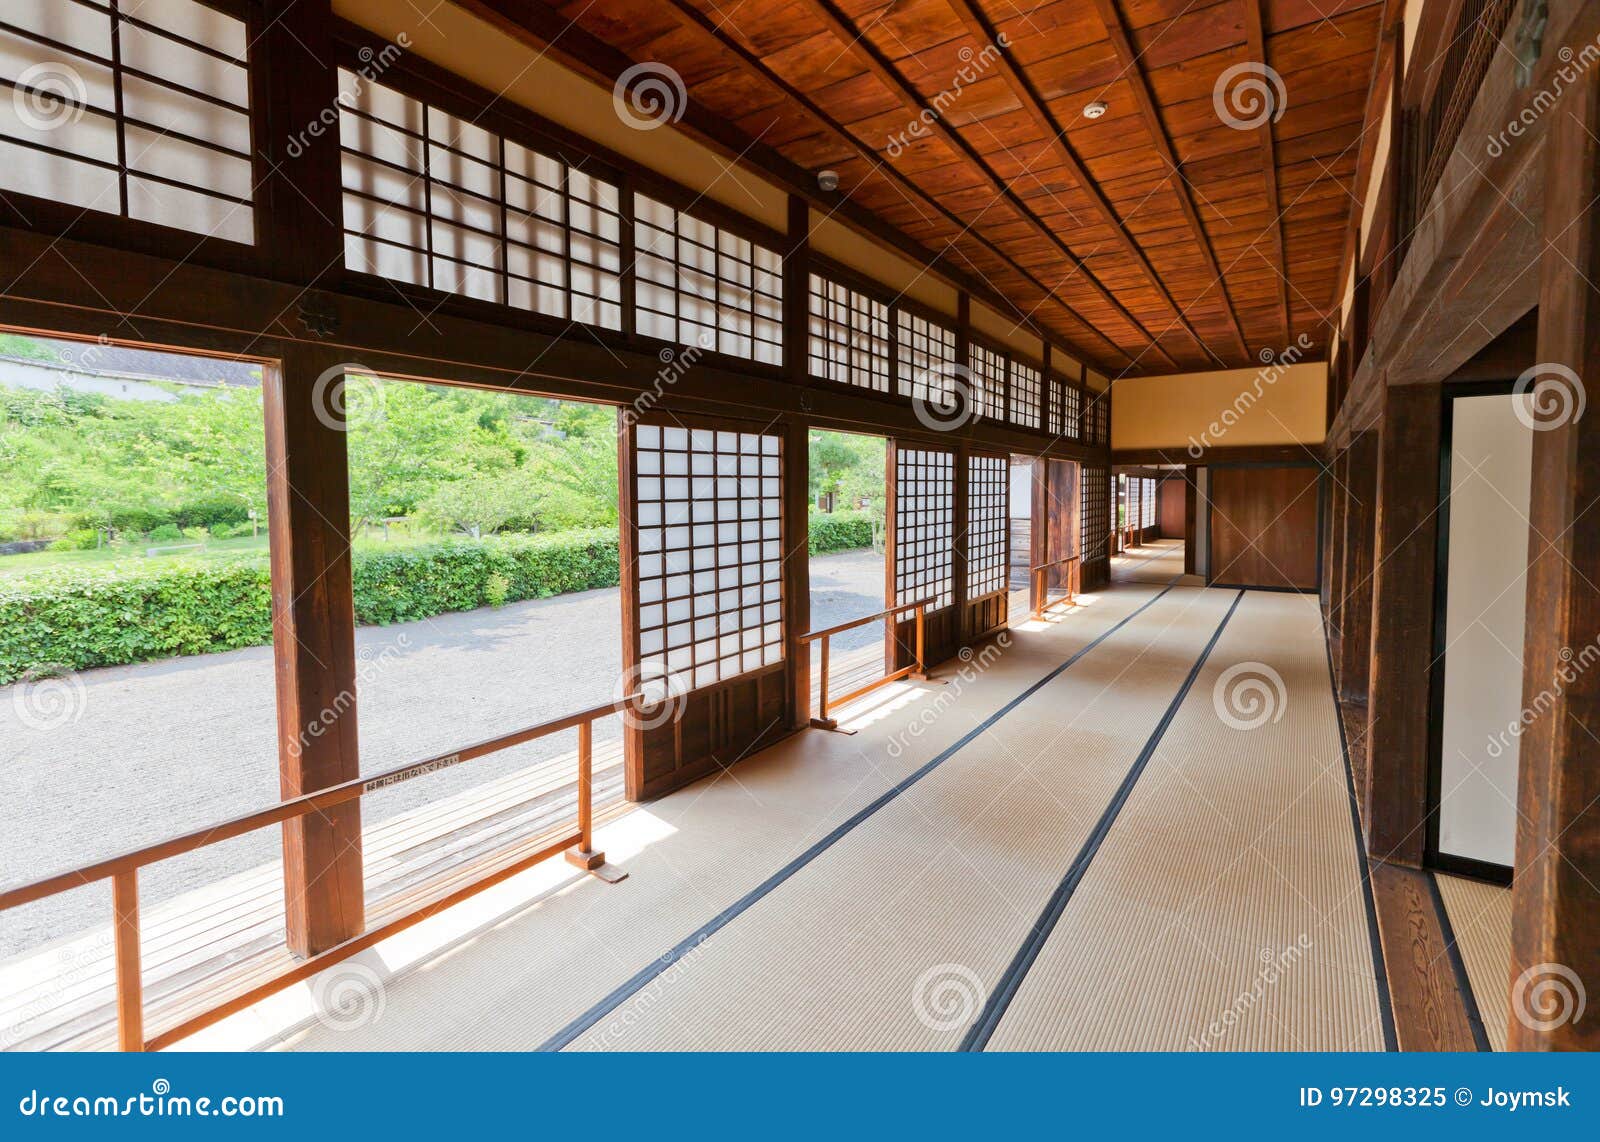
[1049,376,1082,440]
[896,310,958,404]
[339,73,624,329]
[808,274,890,392]
[0,0,254,242]
[1009,361,1041,430]
[968,344,1007,422]
[634,194,783,363]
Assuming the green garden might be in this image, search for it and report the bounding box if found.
[0,339,881,683]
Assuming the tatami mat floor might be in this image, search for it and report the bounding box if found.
[204,576,1384,1052]
[1113,539,1187,585]
[1436,873,1513,1050]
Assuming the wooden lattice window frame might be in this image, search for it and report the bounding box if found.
[967,343,1007,423]
[1049,377,1082,441]
[634,193,784,364]
[896,309,958,403]
[631,421,785,695]
[0,0,256,244]
[808,272,890,392]
[1009,360,1042,430]
[893,446,954,610]
[965,452,1008,600]
[1080,464,1108,563]
[339,71,625,329]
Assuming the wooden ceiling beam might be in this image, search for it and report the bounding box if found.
[790,0,1185,370]
[643,0,1133,368]
[1243,0,1294,346]
[940,0,1223,367]
[1090,0,1251,363]
[456,0,1132,371]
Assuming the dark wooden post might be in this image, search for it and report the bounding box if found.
[264,346,364,957]
[1328,447,1349,639]
[253,0,344,285]
[1339,431,1379,703]
[782,195,812,729]
[1363,383,1440,865]
[1508,65,1600,1052]
[1183,466,1197,575]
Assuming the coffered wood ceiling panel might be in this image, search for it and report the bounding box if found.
[468,0,1383,376]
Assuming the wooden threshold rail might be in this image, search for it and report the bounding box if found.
[0,693,653,1052]
[800,597,932,731]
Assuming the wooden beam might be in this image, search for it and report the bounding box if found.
[1509,62,1600,1053]
[938,0,1219,367]
[1339,431,1379,704]
[1241,0,1293,347]
[459,0,1132,373]
[791,0,1186,370]
[1088,0,1251,363]
[1363,382,1439,867]
[264,345,364,957]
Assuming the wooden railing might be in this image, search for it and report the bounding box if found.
[0,694,650,1052]
[801,597,931,730]
[1031,554,1081,621]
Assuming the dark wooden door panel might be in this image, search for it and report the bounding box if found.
[1209,466,1322,590]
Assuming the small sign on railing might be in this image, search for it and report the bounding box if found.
[362,753,463,793]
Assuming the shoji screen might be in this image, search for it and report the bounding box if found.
[623,416,789,797]
[964,451,1009,640]
[889,442,957,666]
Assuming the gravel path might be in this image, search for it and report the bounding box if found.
[0,548,886,955]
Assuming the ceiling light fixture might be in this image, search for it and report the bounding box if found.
[817,169,840,192]
[1083,100,1109,119]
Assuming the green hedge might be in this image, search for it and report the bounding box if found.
[0,530,620,683]
[808,509,876,555]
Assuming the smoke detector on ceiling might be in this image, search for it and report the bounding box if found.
[1083,100,1109,119]
[817,169,840,192]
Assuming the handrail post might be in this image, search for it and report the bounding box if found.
[564,719,605,872]
[811,635,837,730]
[911,604,926,680]
[112,870,144,1052]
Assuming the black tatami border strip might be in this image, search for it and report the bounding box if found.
[1321,624,1399,1052]
[960,589,1245,1051]
[1427,871,1492,1051]
[538,580,1184,1051]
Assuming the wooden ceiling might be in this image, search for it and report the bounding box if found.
[471,0,1384,376]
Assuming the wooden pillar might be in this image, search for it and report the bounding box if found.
[1363,383,1440,865]
[1327,448,1349,637]
[1182,466,1197,575]
[264,347,364,957]
[781,195,811,729]
[1508,64,1600,1052]
[1339,431,1379,704]
[1029,458,1048,612]
[254,0,343,284]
